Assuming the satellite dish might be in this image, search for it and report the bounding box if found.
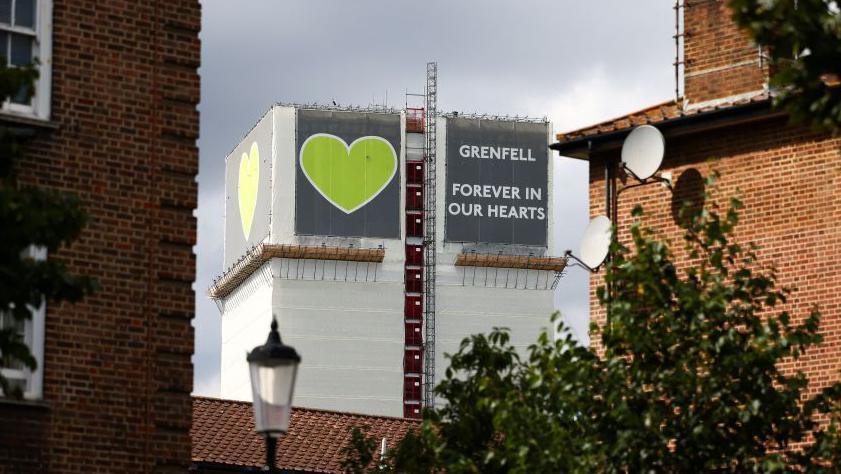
[579,215,612,269]
[621,125,665,180]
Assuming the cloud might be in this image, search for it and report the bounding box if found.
[193,361,221,397]
[544,65,671,135]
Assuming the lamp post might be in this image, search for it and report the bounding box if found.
[247,317,301,473]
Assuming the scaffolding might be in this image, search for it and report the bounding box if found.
[674,0,686,105]
[207,243,386,300]
[455,252,567,291]
[403,86,426,417]
[423,62,438,408]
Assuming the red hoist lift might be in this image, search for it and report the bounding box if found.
[403,106,425,418]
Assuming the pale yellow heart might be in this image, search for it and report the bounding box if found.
[238,142,260,239]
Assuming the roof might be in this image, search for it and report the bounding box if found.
[553,92,773,149]
[192,396,418,473]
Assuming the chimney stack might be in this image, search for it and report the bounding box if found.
[683,0,768,106]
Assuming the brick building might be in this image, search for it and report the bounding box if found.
[0,1,201,472]
[552,0,840,400]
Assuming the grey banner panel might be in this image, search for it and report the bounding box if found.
[445,118,548,246]
[224,113,273,268]
[295,109,401,238]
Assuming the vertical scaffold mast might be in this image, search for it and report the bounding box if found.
[423,62,438,408]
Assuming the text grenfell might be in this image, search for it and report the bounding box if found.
[458,144,536,161]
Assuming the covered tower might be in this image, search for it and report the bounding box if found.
[213,97,564,418]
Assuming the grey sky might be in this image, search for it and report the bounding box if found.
[193,0,676,396]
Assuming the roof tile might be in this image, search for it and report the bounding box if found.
[554,93,771,144]
[192,396,418,473]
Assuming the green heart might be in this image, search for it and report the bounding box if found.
[300,134,397,213]
[238,141,260,238]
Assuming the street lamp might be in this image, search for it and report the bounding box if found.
[247,317,301,473]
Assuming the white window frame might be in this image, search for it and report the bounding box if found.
[0,0,53,121]
[0,246,46,400]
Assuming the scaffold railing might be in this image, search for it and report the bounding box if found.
[423,62,438,409]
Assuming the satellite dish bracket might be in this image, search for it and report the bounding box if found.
[617,163,673,197]
[563,250,601,273]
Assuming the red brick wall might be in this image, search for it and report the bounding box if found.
[0,402,49,471]
[684,0,767,103]
[0,1,200,472]
[587,117,841,400]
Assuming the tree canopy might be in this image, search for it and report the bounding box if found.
[730,0,841,132]
[344,176,841,472]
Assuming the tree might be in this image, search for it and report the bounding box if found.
[344,175,841,472]
[729,0,841,132]
[0,61,96,397]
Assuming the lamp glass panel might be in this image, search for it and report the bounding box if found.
[249,362,297,435]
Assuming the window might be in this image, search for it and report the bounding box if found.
[404,295,422,319]
[406,187,423,211]
[0,246,45,400]
[0,0,52,120]
[404,349,422,373]
[405,244,423,266]
[405,322,422,346]
[403,376,421,400]
[405,268,423,293]
[406,215,423,237]
[406,161,423,184]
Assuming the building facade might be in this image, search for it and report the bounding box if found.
[213,104,563,419]
[552,0,840,403]
[0,1,200,472]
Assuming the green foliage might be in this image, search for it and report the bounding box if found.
[342,426,384,474]
[344,174,841,472]
[0,60,96,397]
[729,0,841,132]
